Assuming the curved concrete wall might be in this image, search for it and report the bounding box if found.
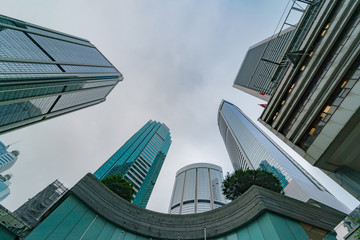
[67,174,345,239]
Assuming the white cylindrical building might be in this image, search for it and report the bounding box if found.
[169,163,227,214]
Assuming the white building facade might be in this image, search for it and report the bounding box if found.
[169,163,227,214]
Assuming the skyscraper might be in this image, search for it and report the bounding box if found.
[94,120,171,208]
[218,100,349,213]
[233,27,294,101]
[258,1,360,200]
[0,14,122,134]
[0,141,19,202]
[14,180,67,227]
[169,163,227,214]
[0,174,12,201]
[0,141,19,173]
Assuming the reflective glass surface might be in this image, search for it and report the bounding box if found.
[61,65,117,73]
[30,34,112,66]
[26,26,93,46]
[0,29,51,60]
[0,61,61,73]
[51,86,113,112]
[0,96,57,126]
[94,121,171,208]
[0,15,121,134]
[220,101,318,188]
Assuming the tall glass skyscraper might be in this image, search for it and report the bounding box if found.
[0,141,19,202]
[218,100,350,213]
[94,120,171,208]
[0,14,122,134]
[0,141,19,173]
[169,163,227,214]
[0,174,12,201]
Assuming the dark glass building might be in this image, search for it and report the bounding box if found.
[233,27,294,101]
[14,180,67,228]
[94,120,171,208]
[0,14,122,134]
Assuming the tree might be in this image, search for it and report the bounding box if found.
[101,174,135,202]
[222,169,283,201]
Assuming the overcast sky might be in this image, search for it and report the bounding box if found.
[1,0,359,213]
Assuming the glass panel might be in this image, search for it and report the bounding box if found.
[0,28,51,60]
[26,26,92,46]
[30,34,112,66]
[61,65,118,73]
[0,96,57,127]
[51,86,113,112]
[0,61,61,73]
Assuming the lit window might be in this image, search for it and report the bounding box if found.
[325,23,330,29]
[309,51,314,57]
[309,128,315,135]
[341,81,347,88]
[321,30,327,36]
[320,113,326,117]
[300,65,306,71]
[323,105,331,113]
[281,100,285,105]
[288,84,295,93]
[273,112,279,120]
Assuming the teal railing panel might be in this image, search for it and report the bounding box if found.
[96,221,118,239]
[247,219,265,240]
[81,216,106,239]
[225,232,238,240]
[236,227,251,240]
[258,212,281,240]
[25,195,80,240]
[0,225,16,240]
[284,217,311,240]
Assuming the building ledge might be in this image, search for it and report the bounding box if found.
[70,173,346,239]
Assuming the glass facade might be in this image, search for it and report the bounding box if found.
[0,14,122,134]
[218,100,350,213]
[169,163,227,214]
[94,120,171,208]
[218,101,324,189]
[0,141,18,174]
[233,28,294,99]
[0,177,10,201]
[14,180,68,228]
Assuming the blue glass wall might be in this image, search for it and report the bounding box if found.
[94,120,171,208]
[0,14,122,134]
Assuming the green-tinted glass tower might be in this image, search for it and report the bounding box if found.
[0,14,122,134]
[94,120,171,208]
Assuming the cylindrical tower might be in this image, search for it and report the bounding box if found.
[169,163,227,214]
